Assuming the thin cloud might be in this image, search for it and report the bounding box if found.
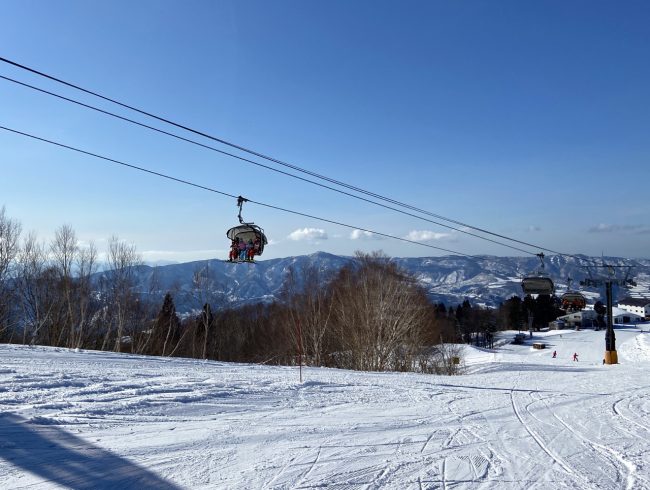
[142,249,218,257]
[141,249,221,261]
[588,223,646,234]
[350,229,383,240]
[526,225,541,232]
[287,228,328,241]
[76,240,97,249]
[404,230,451,242]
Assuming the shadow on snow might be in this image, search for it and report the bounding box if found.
[0,413,181,490]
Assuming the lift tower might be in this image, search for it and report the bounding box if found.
[580,264,636,365]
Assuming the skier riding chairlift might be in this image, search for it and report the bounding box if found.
[226,196,268,262]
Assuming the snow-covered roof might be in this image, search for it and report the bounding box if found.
[559,307,643,320]
[618,297,650,307]
[612,307,643,318]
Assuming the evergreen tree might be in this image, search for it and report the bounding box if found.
[522,295,535,329]
[435,303,447,318]
[503,296,524,330]
[456,300,473,343]
[533,294,558,329]
[149,292,181,356]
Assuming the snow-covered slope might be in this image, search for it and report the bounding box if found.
[116,252,650,312]
[2,325,650,489]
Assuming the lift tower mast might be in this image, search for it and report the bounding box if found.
[580,264,636,365]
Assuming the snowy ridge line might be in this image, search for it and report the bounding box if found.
[86,252,650,312]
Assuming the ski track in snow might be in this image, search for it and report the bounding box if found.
[1,327,650,489]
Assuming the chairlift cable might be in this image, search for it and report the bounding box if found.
[0,125,476,258]
[0,57,584,260]
[0,74,535,256]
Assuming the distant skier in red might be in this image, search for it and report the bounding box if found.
[552,351,557,358]
[573,352,579,362]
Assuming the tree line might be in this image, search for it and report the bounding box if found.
[0,206,563,374]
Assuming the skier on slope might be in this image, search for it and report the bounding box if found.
[552,350,557,359]
[573,352,579,362]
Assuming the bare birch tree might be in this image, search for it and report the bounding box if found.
[281,263,334,366]
[15,233,54,344]
[330,251,431,371]
[103,235,141,352]
[50,225,78,346]
[0,206,21,338]
[72,241,98,348]
[189,262,223,359]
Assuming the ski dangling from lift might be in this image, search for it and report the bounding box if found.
[224,259,257,265]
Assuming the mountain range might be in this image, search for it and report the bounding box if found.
[111,252,650,314]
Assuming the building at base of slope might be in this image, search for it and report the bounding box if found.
[552,308,644,329]
[617,297,650,320]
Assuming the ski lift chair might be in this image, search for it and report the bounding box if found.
[560,277,586,311]
[226,196,268,258]
[522,253,555,296]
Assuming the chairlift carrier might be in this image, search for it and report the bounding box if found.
[560,276,586,311]
[521,253,555,296]
[226,196,268,256]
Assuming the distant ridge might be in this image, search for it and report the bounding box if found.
[105,252,650,313]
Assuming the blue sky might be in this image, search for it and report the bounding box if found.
[1,0,649,262]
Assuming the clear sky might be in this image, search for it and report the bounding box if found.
[2,0,649,263]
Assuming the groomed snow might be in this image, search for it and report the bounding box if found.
[2,326,650,489]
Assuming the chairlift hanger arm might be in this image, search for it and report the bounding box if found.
[237,195,249,224]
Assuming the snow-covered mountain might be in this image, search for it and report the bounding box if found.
[116,252,650,313]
